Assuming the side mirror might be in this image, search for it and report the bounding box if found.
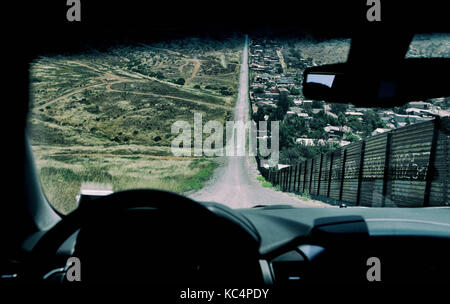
[303,58,450,107]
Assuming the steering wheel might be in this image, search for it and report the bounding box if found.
[27,189,262,287]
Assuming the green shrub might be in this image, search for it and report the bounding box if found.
[40,167,81,182]
[82,166,113,182]
[262,181,273,187]
[175,78,185,85]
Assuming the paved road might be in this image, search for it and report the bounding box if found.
[189,36,329,209]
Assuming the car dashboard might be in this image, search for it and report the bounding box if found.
[229,205,450,286]
[7,202,450,290]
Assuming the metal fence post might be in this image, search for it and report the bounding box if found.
[381,133,393,207]
[309,159,314,194]
[287,166,292,192]
[327,153,334,198]
[297,163,302,192]
[317,154,324,196]
[356,141,366,206]
[293,164,298,193]
[339,149,347,201]
[303,161,307,193]
[284,169,288,190]
[443,126,449,206]
[424,117,440,207]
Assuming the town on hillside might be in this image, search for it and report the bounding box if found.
[248,37,450,166]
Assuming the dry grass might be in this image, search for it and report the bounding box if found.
[28,37,241,214]
[33,145,218,214]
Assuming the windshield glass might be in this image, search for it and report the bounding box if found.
[27,33,450,214]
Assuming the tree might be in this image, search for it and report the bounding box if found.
[338,112,346,126]
[309,113,327,130]
[279,93,290,113]
[362,110,385,136]
[289,87,300,95]
[313,110,338,126]
[279,141,339,165]
[272,92,290,120]
[220,87,233,96]
[312,100,324,109]
[345,132,359,142]
[175,78,185,85]
[254,86,264,94]
[347,116,364,133]
[311,128,328,140]
[277,117,307,150]
[253,106,267,123]
[330,103,348,114]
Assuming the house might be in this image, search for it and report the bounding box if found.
[381,116,394,124]
[339,140,352,146]
[354,107,370,113]
[405,108,425,116]
[250,63,265,69]
[345,111,364,117]
[255,100,277,108]
[385,123,396,129]
[296,138,326,146]
[297,113,310,119]
[286,111,297,117]
[250,84,265,91]
[264,92,280,100]
[325,111,338,119]
[293,99,303,106]
[412,108,450,118]
[435,109,450,117]
[324,125,344,138]
[371,128,391,136]
[381,110,395,117]
[408,101,432,110]
[289,106,302,114]
[278,88,290,96]
[393,114,423,124]
[302,100,313,107]
[254,74,271,83]
[276,76,295,86]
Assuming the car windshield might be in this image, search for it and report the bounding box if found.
[27,33,450,214]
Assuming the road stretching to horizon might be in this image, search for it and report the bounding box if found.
[189,36,329,209]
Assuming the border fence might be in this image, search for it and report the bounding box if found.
[258,117,450,207]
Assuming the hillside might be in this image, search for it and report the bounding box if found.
[28,37,242,213]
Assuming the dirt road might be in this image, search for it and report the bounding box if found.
[189,36,329,209]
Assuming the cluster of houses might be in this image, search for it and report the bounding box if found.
[249,41,305,117]
[249,40,355,147]
[376,100,450,134]
[249,39,450,150]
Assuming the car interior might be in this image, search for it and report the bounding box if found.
[2,0,450,299]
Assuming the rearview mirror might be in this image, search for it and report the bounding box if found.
[303,58,450,107]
